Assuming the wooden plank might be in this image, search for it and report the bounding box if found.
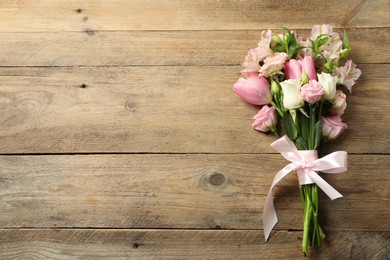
[0,28,388,67]
[0,229,388,259]
[0,0,387,32]
[0,65,388,154]
[0,154,388,231]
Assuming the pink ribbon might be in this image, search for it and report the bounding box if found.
[263,135,347,241]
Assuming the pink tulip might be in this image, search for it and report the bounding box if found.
[252,106,277,132]
[285,55,316,80]
[232,73,272,105]
[284,59,302,80]
[300,80,324,104]
[299,55,316,80]
[322,116,347,141]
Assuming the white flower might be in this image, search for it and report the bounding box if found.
[318,72,338,100]
[280,79,304,110]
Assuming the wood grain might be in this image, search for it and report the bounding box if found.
[0,229,388,259]
[0,0,387,32]
[0,28,388,67]
[0,1,389,258]
[1,154,388,231]
[0,64,388,154]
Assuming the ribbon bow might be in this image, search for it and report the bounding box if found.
[263,135,347,241]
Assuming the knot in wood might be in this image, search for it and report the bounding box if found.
[209,173,226,186]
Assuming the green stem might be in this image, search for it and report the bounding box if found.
[302,185,313,256]
[309,105,316,150]
[299,185,305,212]
[271,100,283,117]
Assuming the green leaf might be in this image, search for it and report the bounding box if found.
[272,43,284,53]
[300,112,309,142]
[281,111,298,141]
[296,136,309,150]
[343,30,350,49]
[318,35,329,48]
[313,119,323,149]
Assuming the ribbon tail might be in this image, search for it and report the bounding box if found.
[306,170,343,200]
[263,163,298,241]
[263,188,277,241]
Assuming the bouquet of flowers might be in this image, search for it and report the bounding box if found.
[232,25,361,256]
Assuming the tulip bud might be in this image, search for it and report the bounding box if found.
[289,109,298,125]
[271,80,280,95]
[339,48,350,61]
[284,33,290,43]
[300,71,309,84]
[272,35,283,44]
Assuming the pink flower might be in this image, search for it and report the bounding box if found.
[285,55,316,80]
[241,48,262,74]
[322,116,348,141]
[241,30,273,75]
[329,90,347,116]
[310,24,343,63]
[259,52,289,77]
[232,72,272,105]
[284,59,301,80]
[258,29,272,51]
[300,55,317,80]
[300,80,324,104]
[252,106,277,132]
[334,60,362,92]
[310,24,333,39]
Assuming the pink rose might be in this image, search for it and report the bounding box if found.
[232,72,272,105]
[259,52,289,77]
[322,116,347,141]
[334,60,362,92]
[252,106,277,132]
[300,80,324,104]
[285,55,316,80]
[329,90,347,116]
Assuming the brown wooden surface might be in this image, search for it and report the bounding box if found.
[0,0,389,259]
[0,0,388,31]
[0,29,388,66]
[0,229,388,259]
[1,155,388,231]
[0,64,388,154]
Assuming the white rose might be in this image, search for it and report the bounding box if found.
[318,72,338,100]
[280,79,304,110]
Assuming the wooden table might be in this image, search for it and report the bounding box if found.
[0,1,389,259]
